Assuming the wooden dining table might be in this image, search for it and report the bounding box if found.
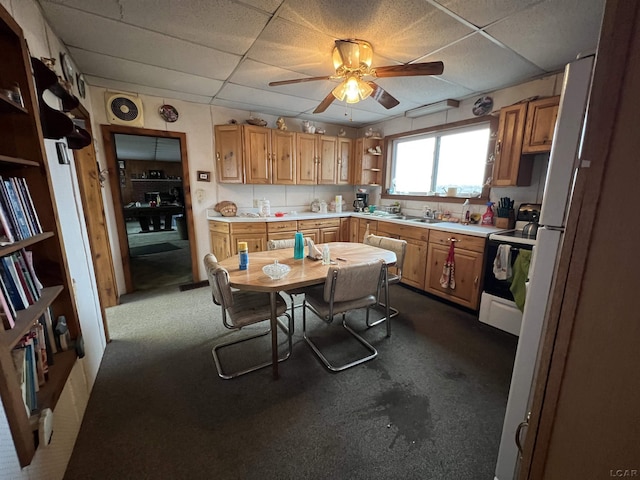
[217,242,397,379]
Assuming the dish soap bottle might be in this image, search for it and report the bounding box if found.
[481,202,495,226]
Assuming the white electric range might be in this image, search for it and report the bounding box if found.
[479,204,541,336]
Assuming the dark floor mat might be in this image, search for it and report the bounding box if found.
[129,242,180,257]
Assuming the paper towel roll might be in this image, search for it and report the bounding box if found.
[335,195,342,213]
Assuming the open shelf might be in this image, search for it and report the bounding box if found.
[0,155,40,168]
[0,93,27,114]
[0,232,55,256]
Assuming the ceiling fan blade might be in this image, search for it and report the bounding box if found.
[313,92,336,113]
[367,82,400,109]
[269,76,333,87]
[373,61,444,78]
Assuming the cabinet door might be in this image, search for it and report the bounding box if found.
[296,132,317,184]
[271,130,296,184]
[353,137,364,184]
[244,125,271,184]
[401,237,428,290]
[493,103,531,186]
[358,219,377,242]
[337,138,352,184]
[349,217,359,242]
[319,227,340,243]
[214,124,244,183]
[231,234,267,253]
[425,244,483,309]
[210,232,231,260]
[340,217,350,241]
[317,136,337,184]
[522,96,560,154]
[298,229,319,243]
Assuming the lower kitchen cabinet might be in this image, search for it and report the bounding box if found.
[298,218,340,244]
[340,217,350,242]
[209,221,232,260]
[376,221,429,290]
[209,220,267,259]
[425,230,485,309]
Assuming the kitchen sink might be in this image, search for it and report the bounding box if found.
[407,218,443,224]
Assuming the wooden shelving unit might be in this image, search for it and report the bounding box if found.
[354,136,384,186]
[0,5,80,467]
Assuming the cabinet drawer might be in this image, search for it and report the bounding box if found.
[267,220,298,233]
[376,221,429,242]
[209,220,230,234]
[229,222,267,234]
[429,230,485,253]
[298,218,340,229]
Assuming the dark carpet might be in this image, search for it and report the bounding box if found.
[64,285,517,480]
[129,242,180,257]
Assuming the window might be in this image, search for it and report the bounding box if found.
[388,121,491,198]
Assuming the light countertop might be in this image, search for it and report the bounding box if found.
[207,211,505,238]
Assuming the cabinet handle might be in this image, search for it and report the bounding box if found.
[474,275,479,285]
[446,237,460,243]
[216,152,220,161]
[495,140,502,155]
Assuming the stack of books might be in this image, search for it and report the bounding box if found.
[0,175,42,244]
[0,249,43,330]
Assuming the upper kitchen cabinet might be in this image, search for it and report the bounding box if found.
[337,137,352,185]
[214,125,296,184]
[493,96,560,186]
[296,133,339,185]
[214,124,244,183]
[522,95,560,154]
[493,103,532,186]
[354,136,383,186]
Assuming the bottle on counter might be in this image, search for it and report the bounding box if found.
[481,202,495,226]
[238,242,249,270]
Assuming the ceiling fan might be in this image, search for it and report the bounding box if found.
[268,39,444,114]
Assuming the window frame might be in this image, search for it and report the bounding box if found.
[381,115,498,204]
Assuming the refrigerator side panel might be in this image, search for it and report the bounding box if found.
[494,227,563,480]
[539,56,594,228]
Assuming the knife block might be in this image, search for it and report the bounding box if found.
[495,211,515,229]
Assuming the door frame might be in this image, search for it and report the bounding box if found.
[101,124,197,293]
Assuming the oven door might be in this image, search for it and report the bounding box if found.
[479,239,533,336]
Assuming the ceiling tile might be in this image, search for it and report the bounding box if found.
[40,0,123,18]
[485,0,605,71]
[426,33,545,92]
[118,0,271,55]
[279,0,474,63]
[216,83,321,112]
[246,18,337,76]
[375,76,475,108]
[431,0,545,28]
[85,76,215,104]
[70,48,224,96]
[211,98,303,120]
[41,3,241,80]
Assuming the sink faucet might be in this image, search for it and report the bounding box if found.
[423,206,433,219]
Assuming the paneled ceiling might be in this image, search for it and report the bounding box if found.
[38,0,605,127]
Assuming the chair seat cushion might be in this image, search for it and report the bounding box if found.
[228,290,288,328]
[304,285,376,320]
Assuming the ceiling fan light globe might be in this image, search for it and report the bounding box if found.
[332,81,347,101]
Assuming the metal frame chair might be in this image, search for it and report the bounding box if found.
[363,234,407,329]
[266,238,312,332]
[204,253,292,379]
[302,259,386,372]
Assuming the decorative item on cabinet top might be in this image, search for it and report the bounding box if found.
[246,116,267,126]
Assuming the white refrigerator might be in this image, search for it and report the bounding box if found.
[494,54,595,480]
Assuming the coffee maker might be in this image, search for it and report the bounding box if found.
[353,192,369,212]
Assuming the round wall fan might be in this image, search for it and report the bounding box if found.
[269,39,444,113]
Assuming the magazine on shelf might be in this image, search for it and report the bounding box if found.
[2,178,31,240]
[0,256,28,311]
[15,177,42,234]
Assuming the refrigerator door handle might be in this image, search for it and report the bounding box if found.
[515,411,531,458]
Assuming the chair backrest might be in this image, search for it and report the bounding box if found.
[267,237,311,251]
[324,259,385,303]
[363,234,407,279]
[203,253,234,308]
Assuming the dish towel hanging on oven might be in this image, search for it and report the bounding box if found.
[493,244,513,280]
[440,240,456,289]
[510,250,532,312]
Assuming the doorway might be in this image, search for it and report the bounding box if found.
[102,125,197,292]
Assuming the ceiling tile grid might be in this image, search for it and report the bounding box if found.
[37,0,605,126]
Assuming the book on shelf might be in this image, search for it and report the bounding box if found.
[0,256,28,311]
[0,177,22,241]
[42,307,57,356]
[10,348,30,417]
[23,250,43,293]
[14,251,40,302]
[0,200,16,244]
[2,178,32,240]
[14,177,42,235]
